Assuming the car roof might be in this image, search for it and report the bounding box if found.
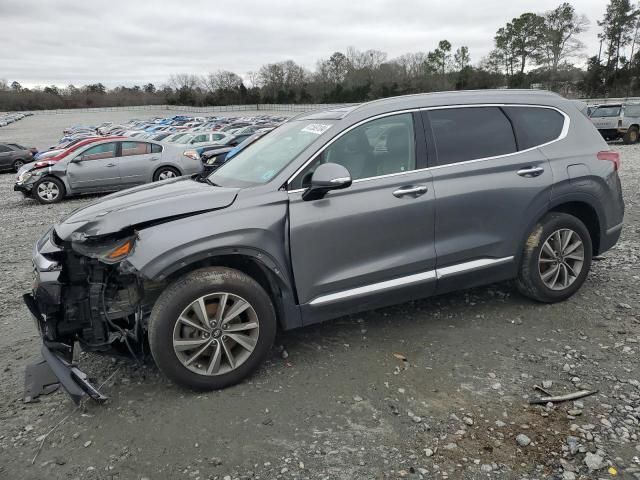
[291,89,565,122]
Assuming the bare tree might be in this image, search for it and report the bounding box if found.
[203,70,243,92]
[541,2,589,85]
[168,73,199,91]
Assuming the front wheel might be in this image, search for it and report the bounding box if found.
[148,267,276,390]
[516,212,592,303]
[33,177,65,204]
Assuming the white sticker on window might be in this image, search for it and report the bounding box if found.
[301,124,332,135]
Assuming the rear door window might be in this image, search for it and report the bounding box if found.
[120,141,149,157]
[502,107,565,150]
[427,107,516,166]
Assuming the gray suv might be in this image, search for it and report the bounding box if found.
[25,90,624,402]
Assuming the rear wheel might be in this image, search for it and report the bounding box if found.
[12,159,25,172]
[153,166,180,181]
[148,267,276,390]
[33,177,65,204]
[623,126,639,144]
[516,212,592,303]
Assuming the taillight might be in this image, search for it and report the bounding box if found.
[598,151,620,171]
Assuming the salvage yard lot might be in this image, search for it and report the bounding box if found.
[0,112,639,480]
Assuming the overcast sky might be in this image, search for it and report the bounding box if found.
[1,0,610,88]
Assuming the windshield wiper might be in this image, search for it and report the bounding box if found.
[205,177,219,187]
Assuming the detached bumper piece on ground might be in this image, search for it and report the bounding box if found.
[23,293,107,405]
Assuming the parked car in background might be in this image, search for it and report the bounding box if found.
[199,130,272,174]
[0,142,36,172]
[172,132,230,147]
[590,103,640,143]
[15,139,202,203]
[24,90,624,400]
[0,112,29,128]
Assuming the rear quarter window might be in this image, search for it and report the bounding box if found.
[502,107,565,151]
[427,107,517,166]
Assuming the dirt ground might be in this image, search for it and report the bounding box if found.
[0,113,638,480]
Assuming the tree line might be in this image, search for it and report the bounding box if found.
[2,0,640,111]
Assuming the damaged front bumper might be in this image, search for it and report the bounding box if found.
[25,226,157,404]
[24,293,108,405]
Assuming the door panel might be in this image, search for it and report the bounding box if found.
[67,158,121,191]
[422,108,553,292]
[429,150,551,266]
[289,170,436,309]
[0,147,12,168]
[66,143,120,192]
[119,142,157,186]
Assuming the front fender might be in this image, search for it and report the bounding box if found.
[124,190,301,328]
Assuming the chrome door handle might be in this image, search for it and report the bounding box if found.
[517,166,545,177]
[105,163,117,167]
[150,157,159,161]
[392,185,428,198]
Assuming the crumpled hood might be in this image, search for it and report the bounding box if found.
[55,177,239,240]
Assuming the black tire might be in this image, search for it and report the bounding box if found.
[153,166,180,182]
[516,212,592,303]
[33,176,65,204]
[148,267,276,390]
[12,158,26,172]
[623,126,639,144]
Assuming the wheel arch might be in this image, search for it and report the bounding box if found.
[519,195,603,262]
[34,173,67,197]
[146,249,301,331]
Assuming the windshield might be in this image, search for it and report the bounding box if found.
[174,134,195,144]
[209,121,334,187]
[167,133,187,142]
[592,106,621,118]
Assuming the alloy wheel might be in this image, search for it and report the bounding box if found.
[158,170,177,180]
[37,181,60,202]
[172,292,260,376]
[13,160,24,171]
[538,228,585,291]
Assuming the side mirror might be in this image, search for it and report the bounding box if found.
[302,163,352,201]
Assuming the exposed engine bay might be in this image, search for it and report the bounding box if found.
[34,228,166,360]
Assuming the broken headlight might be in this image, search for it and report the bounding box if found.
[72,236,136,264]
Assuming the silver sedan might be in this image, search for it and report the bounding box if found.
[14,139,204,204]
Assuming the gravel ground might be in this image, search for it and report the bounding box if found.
[0,114,638,480]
